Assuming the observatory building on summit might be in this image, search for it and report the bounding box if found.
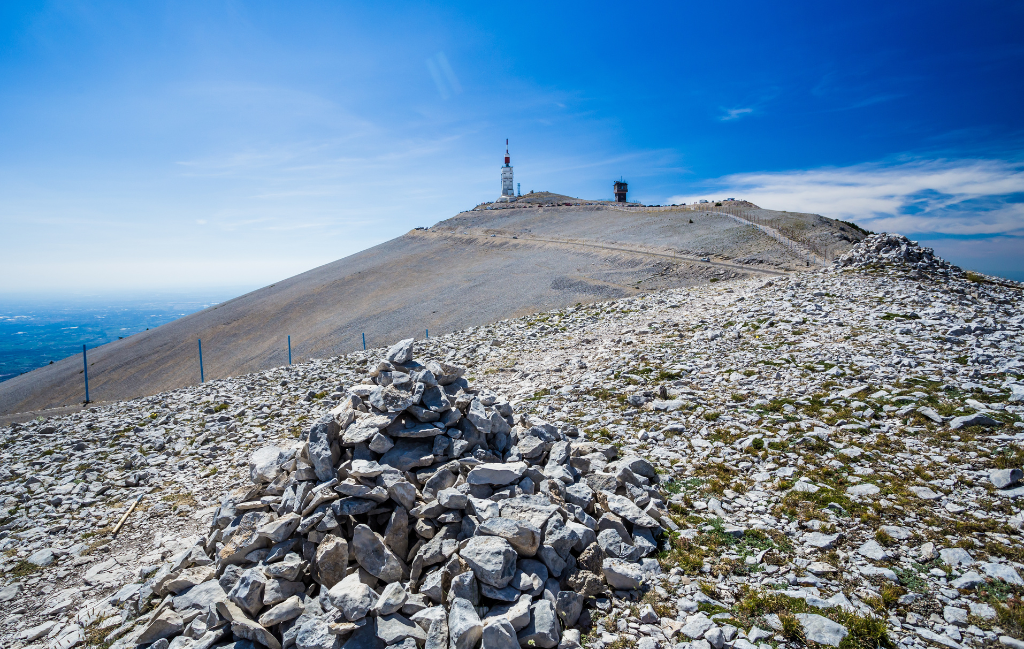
[613,179,628,203]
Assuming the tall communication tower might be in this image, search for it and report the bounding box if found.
[500,139,514,200]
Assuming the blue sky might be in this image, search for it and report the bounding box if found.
[1,0,1022,294]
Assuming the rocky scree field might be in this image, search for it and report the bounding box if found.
[0,234,1023,649]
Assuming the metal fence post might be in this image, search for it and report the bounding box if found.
[362,333,366,350]
[426,329,429,339]
[198,338,204,383]
[82,345,89,404]
[288,335,292,365]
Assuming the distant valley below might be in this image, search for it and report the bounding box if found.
[0,293,240,383]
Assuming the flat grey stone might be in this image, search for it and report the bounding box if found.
[482,618,518,649]
[969,602,996,620]
[803,532,840,549]
[263,578,305,605]
[250,445,287,483]
[839,384,868,398]
[466,399,492,434]
[909,486,940,500]
[385,339,415,364]
[795,614,847,647]
[479,583,520,602]
[981,561,1024,585]
[316,535,350,588]
[564,482,594,509]
[467,462,527,486]
[461,536,518,588]
[680,615,713,639]
[991,468,1023,489]
[484,594,532,631]
[328,573,376,621]
[943,605,968,627]
[27,548,55,567]
[385,479,418,511]
[379,439,435,472]
[705,627,724,649]
[856,540,891,561]
[879,525,911,540]
[259,595,305,627]
[137,609,184,645]
[228,568,266,617]
[517,599,560,649]
[374,582,409,616]
[602,558,643,589]
[368,385,415,413]
[599,491,659,527]
[410,605,447,633]
[1000,636,1024,649]
[858,565,898,582]
[498,495,560,529]
[376,613,426,646]
[0,584,19,603]
[845,483,879,496]
[448,571,479,606]
[257,513,302,543]
[615,456,658,481]
[351,524,404,582]
[950,413,1000,429]
[308,417,340,482]
[477,517,541,556]
[598,527,640,562]
[939,547,974,567]
[389,423,445,439]
[232,618,282,649]
[951,571,985,589]
[554,591,583,627]
[368,432,394,453]
[437,488,468,509]
[424,613,448,649]
[915,627,961,649]
[344,418,385,445]
[172,580,228,611]
[448,598,483,649]
[791,481,819,494]
[18,621,57,643]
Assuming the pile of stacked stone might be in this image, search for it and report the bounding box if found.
[126,338,671,649]
[831,232,959,274]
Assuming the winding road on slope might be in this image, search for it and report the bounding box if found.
[416,229,793,277]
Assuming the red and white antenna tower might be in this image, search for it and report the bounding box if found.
[500,139,514,198]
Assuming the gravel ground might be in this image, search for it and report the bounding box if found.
[2,234,1022,649]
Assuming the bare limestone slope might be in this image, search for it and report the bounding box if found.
[0,203,860,418]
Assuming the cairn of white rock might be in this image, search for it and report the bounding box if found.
[831,232,959,274]
[130,338,671,649]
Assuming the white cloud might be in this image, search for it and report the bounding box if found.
[720,107,754,121]
[667,158,1024,236]
[426,52,462,100]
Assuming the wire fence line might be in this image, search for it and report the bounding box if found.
[78,328,434,403]
[605,202,826,266]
